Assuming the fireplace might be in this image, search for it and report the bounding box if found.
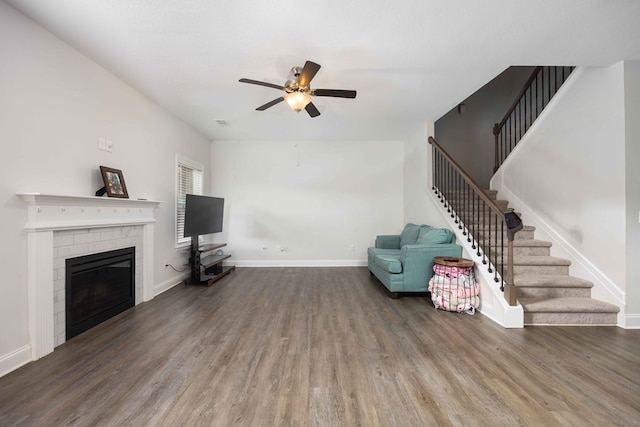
[19,193,160,360]
[66,247,135,340]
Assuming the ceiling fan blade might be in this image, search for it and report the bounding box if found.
[298,61,321,87]
[256,97,285,111]
[305,102,321,118]
[239,78,284,91]
[313,89,357,98]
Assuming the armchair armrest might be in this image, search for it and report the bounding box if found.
[376,235,401,249]
[400,243,463,287]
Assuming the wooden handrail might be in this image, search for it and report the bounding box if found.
[429,136,517,306]
[428,137,504,217]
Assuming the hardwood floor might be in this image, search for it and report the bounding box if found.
[1,267,639,426]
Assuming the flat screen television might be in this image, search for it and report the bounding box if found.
[184,194,224,237]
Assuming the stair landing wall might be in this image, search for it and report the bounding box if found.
[490,65,628,326]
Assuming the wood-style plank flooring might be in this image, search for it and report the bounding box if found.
[1,267,639,426]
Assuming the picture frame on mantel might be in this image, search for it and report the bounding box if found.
[96,166,129,198]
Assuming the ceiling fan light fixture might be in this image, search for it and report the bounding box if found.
[239,60,356,118]
[284,91,312,112]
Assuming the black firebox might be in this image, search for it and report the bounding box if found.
[65,247,135,340]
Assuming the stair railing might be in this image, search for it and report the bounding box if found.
[493,66,575,172]
[429,136,517,306]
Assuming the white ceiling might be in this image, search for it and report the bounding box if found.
[6,0,640,141]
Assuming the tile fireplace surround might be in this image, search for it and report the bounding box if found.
[18,193,161,361]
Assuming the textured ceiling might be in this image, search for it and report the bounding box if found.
[6,0,640,141]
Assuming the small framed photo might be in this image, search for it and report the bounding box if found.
[99,166,129,198]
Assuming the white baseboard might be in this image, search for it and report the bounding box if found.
[0,345,31,378]
[154,273,190,297]
[233,260,367,267]
[624,314,640,329]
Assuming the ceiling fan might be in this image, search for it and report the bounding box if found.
[239,60,356,118]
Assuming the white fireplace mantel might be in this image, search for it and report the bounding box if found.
[18,193,161,231]
[18,193,162,360]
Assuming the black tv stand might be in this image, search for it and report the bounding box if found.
[187,238,235,286]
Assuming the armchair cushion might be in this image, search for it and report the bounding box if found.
[375,235,401,249]
[416,227,453,245]
[399,223,421,247]
[373,254,403,274]
[368,247,400,257]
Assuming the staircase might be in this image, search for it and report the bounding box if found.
[431,65,620,326]
[478,190,620,326]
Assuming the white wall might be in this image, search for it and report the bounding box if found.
[209,140,405,265]
[403,122,450,228]
[493,64,627,311]
[624,61,640,321]
[0,2,210,370]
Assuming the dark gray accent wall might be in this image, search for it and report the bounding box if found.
[435,67,536,188]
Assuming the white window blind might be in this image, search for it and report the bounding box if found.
[176,157,203,246]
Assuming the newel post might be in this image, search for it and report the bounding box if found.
[504,240,517,306]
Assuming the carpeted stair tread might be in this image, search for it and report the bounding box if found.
[474,225,536,233]
[446,189,497,198]
[441,189,622,326]
[473,228,536,241]
[484,239,552,256]
[515,275,593,288]
[475,223,533,230]
[519,297,620,313]
[512,255,571,266]
[513,239,552,248]
[454,206,511,215]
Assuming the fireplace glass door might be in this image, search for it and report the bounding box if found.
[65,247,135,339]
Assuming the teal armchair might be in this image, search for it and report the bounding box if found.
[368,223,462,298]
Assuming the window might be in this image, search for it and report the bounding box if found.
[176,156,203,247]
